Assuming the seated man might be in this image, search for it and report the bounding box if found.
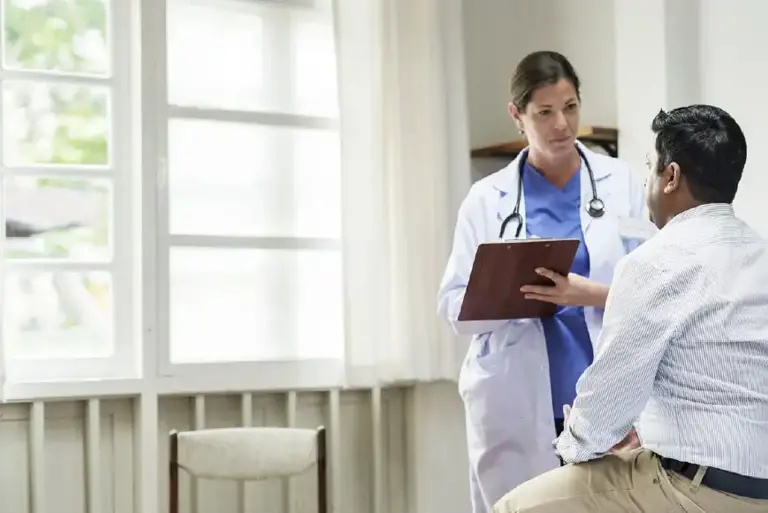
[494,104,768,512]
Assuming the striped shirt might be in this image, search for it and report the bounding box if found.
[556,203,768,478]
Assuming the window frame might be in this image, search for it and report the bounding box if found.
[0,0,353,401]
[0,0,140,384]
[146,0,346,382]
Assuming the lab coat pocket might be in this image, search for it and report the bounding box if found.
[458,323,557,496]
[459,324,539,430]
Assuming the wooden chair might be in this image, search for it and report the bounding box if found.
[169,426,327,513]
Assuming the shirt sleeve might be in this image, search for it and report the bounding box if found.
[556,251,690,462]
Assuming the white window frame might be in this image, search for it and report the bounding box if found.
[0,0,357,403]
[145,0,346,386]
[0,0,140,385]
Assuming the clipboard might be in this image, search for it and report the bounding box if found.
[458,238,581,321]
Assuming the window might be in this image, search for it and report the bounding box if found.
[157,0,344,367]
[0,0,344,391]
[0,0,136,382]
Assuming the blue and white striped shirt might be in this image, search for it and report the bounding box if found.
[557,203,768,478]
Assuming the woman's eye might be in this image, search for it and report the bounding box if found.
[539,110,551,116]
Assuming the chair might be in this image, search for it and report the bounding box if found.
[169,426,327,513]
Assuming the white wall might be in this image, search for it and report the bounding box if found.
[698,0,768,234]
[0,389,409,513]
[614,0,768,235]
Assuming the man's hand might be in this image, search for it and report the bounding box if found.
[520,268,609,308]
[553,405,572,450]
[557,405,640,456]
[610,429,641,454]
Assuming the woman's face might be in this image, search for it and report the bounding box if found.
[510,78,580,160]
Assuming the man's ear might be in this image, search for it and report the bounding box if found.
[663,162,681,194]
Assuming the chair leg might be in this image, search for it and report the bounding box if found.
[169,431,179,513]
[317,426,327,513]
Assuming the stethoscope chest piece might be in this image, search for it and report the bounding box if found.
[586,197,605,218]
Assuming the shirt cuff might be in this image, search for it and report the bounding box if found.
[555,418,602,463]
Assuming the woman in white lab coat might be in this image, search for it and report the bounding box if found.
[437,51,653,512]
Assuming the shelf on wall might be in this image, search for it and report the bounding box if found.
[470,126,618,159]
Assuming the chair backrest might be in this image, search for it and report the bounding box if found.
[168,426,327,513]
[172,426,321,480]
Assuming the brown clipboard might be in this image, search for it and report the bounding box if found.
[457,238,581,321]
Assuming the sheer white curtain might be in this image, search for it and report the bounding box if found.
[335,0,470,385]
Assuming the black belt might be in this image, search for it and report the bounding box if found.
[660,456,768,500]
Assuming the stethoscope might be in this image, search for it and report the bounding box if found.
[498,144,605,239]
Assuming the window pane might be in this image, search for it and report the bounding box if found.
[170,247,343,363]
[2,81,110,167]
[167,0,337,117]
[292,13,337,117]
[168,119,341,239]
[2,0,110,76]
[3,270,113,358]
[4,176,111,261]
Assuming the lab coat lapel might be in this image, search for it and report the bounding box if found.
[492,154,527,240]
[578,143,612,235]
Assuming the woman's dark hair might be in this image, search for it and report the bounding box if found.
[510,51,581,112]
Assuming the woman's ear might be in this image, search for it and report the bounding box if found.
[508,103,524,134]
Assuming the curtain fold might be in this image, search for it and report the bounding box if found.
[335,0,471,385]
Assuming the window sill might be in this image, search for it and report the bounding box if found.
[3,359,348,402]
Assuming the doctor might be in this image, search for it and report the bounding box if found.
[437,50,654,513]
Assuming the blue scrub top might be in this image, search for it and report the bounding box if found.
[522,162,594,420]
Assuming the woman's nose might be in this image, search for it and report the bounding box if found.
[554,110,568,129]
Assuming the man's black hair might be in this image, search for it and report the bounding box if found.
[651,104,747,204]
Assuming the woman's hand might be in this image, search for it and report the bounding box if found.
[520,268,609,308]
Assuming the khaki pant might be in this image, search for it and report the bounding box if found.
[493,449,768,513]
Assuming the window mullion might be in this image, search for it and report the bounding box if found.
[107,0,136,378]
[263,11,298,358]
[145,0,170,378]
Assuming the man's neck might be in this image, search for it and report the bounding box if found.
[659,199,705,228]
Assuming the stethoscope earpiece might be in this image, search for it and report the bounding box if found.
[498,145,605,239]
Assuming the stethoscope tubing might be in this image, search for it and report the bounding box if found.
[498,145,603,239]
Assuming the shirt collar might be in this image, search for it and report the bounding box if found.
[665,203,735,228]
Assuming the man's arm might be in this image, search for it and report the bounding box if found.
[556,254,689,462]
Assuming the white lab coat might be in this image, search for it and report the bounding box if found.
[437,142,654,513]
